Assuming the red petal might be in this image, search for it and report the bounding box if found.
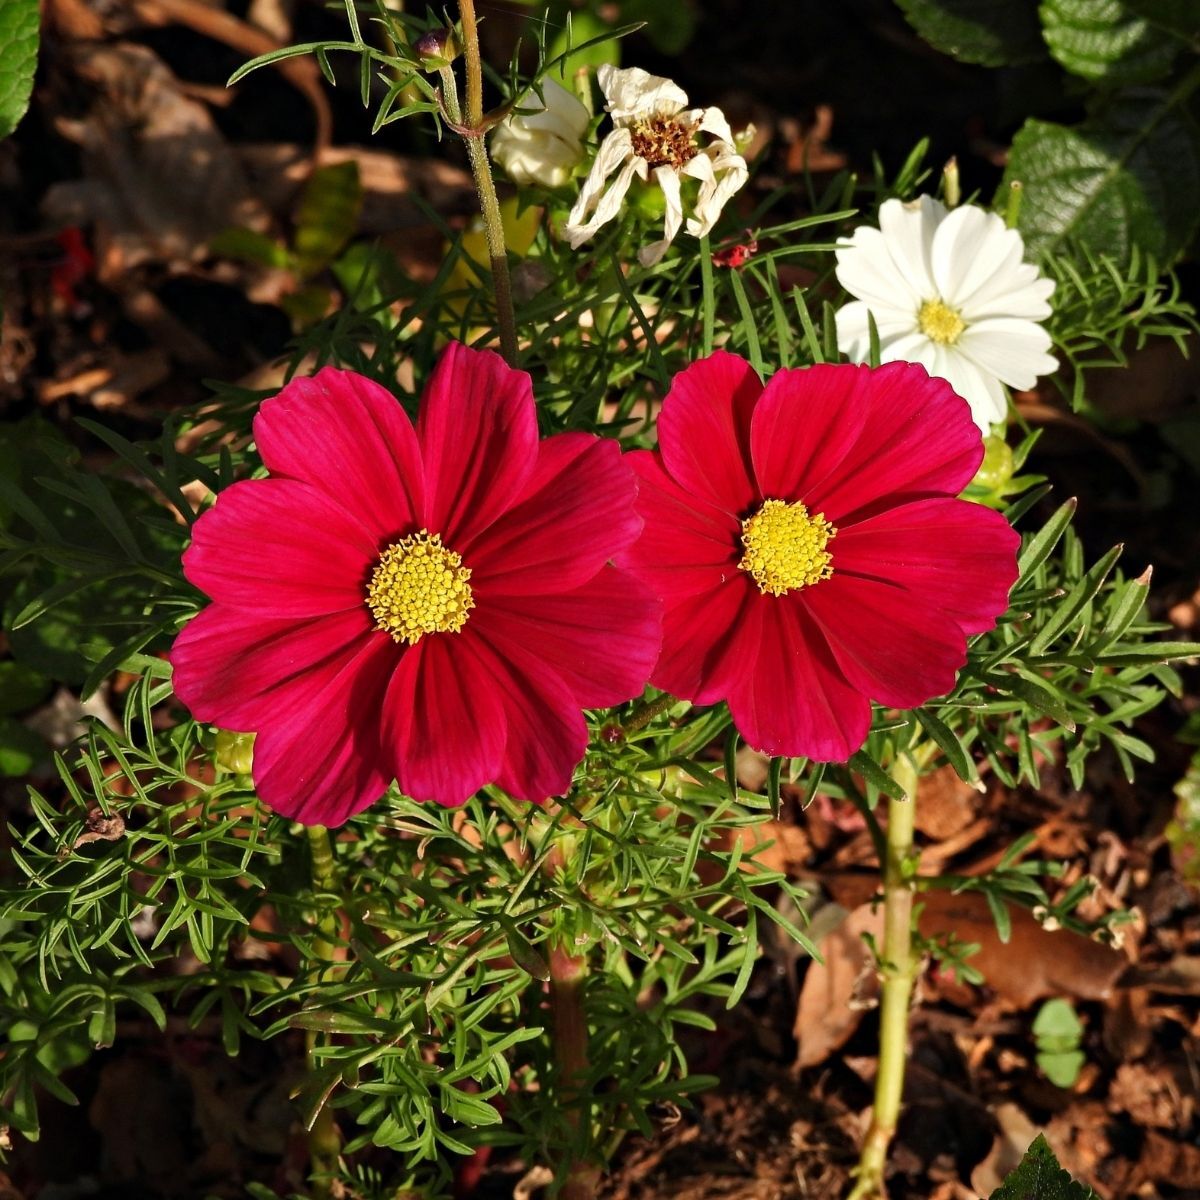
[473,566,661,707]
[651,574,761,705]
[472,639,588,802]
[418,342,538,546]
[249,633,398,826]
[725,599,870,761]
[832,498,1019,634]
[468,432,641,596]
[750,362,983,524]
[616,450,741,607]
[384,631,507,807]
[657,351,762,515]
[803,574,967,708]
[170,603,375,732]
[183,479,377,618]
[254,366,424,540]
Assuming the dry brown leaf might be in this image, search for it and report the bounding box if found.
[794,902,884,1068]
[918,890,1126,1007]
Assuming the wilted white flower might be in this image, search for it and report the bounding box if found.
[491,78,590,190]
[834,196,1057,431]
[564,65,748,267]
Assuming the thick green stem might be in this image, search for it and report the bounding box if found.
[305,825,341,1195]
[550,945,600,1200]
[443,5,518,365]
[849,754,919,1200]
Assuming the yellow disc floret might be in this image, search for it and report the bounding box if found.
[366,530,474,645]
[739,498,835,596]
[917,298,967,345]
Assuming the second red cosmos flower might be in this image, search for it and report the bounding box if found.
[617,352,1020,762]
[170,343,662,825]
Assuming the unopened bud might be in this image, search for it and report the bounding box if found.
[414,28,458,72]
[973,434,1014,492]
[215,729,255,776]
[942,156,960,208]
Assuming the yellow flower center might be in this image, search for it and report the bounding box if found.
[738,499,836,597]
[918,298,967,345]
[366,530,474,645]
[630,116,698,170]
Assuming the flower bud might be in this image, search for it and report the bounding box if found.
[414,28,458,72]
[973,434,1014,492]
[491,78,589,189]
[215,729,255,776]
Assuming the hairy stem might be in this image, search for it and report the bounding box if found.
[550,945,600,1200]
[305,824,341,1195]
[849,753,920,1200]
[445,3,518,365]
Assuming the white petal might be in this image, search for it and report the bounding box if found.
[598,64,688,122]
[638,165,685,266]
[564,127,634,243]
[519,78,590,140]
[686,148,748,238]
[835,301,871,361]
[936,352,1007,430]
[564,153,641,248]
[960,269,1055,322]
[836,226,924,311]
[958,318,1058,390]
[695,105,736,148]
[835,300,920,361]
[931,204,1020,307]
[878,196,939,299]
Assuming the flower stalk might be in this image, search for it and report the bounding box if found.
[549,944,600,1200]
[305,824,342,1195]
[442,1,518,365]
[849,752,920,1200]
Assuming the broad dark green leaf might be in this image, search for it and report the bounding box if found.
[1040,0,1182,85]
[1003,92,1200,264]
[0,660,51,715]
[0,716,45,777]
[895,0,1046,66]
[990,1133,1100,1198]
[1125,0,1200,39]
[0,0,38,141]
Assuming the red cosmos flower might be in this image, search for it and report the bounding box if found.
[617,352,1020,761]
[170,343,662,825]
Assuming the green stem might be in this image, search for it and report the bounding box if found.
[443,6,518,365]
[305,825,341,1196]
[549,944,600,1200]
[849,753,919,1200]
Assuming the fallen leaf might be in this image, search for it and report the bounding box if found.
[794,902,884,1068]
[918,891,1126,1007]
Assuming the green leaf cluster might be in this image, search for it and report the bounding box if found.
[896,0,1200,264]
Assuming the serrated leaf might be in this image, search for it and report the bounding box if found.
[1040,0,1181,85]
[0,0,39,141]
[1003,92,1200,264]
[895,0,1046,66]
[990,1133,1100,1198]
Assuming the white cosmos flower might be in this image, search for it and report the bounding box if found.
[834,196,1057,431]
[564,64,748,267]
[491,78,590,189]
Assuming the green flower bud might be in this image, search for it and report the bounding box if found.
[974,435,1014,492]
[215,729,255,776]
